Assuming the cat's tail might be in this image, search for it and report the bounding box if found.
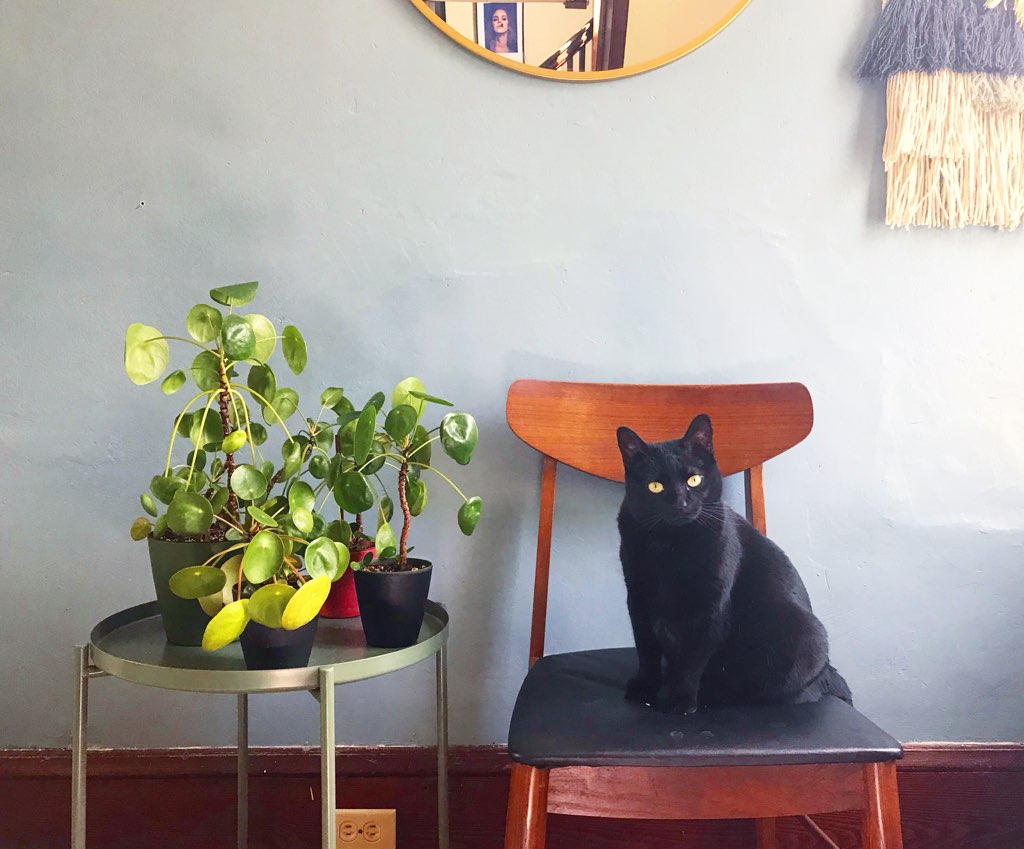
[822,664,853,705]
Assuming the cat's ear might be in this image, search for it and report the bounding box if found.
[616,427,647,464]
[681,414,713,453]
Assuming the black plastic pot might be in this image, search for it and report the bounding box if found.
[239,617,320,670]
[148,537,232,646]
[353,559,433,648]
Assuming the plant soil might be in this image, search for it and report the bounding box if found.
[361,560,428,574]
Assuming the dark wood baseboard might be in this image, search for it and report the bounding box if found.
[2,743,1022,848]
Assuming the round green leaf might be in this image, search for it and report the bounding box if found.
[247,505,279,527]
[167,492,215,536]
[222,430,247,453]
[231,464,267,501]
[140,492,158,517]
[332,395,355,416]
[375,520,396,556]
[408,425,432,467]
[185,469,210,493]
[335,471,374,514]
[248,583,297,628]
[244,313,276,363]
[281,440,302,478]
[292,507,314,534]
[325,519,352,545]
[407,477,427,517]
[281,575,330,630]
[385,405,417,442]
[247,364,277,405]
[458,496,482,536]
[379,496,394,523]
[190,351,221,391]
[202,599,250,651]
[209,281,259,307]
[304,536,342,581]
[130,517,152,541]
[248,422,268,446]
[281,325,307,375]
[308,454,328,480]
[220,314,256,361]
[175,412,194,439]
[314,427,334,453]
[189,408,222,449]
[153,514,168,538]
[363,447,386,476]
[354,404,377,465]
[187,449,207,472]
[124,323,169,386]
[151,474,186,505]
[391,377,427,420]
[186,304,223,343]
[440,412,479,465]
[320,387,345,408]
[263,387,298,425]
[289,481,315,513]
[169,565,227,599]
[409,390,454,407]
[161,370,186,395]
[210,486,229,514]
[242,530,284,583]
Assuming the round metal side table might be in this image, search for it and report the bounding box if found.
[72,600,450,849]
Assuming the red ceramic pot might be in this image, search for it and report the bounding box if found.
[320,541,375,619]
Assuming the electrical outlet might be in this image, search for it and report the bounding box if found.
[335,808,396,848]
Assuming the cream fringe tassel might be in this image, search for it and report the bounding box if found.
[884,69,1024,228]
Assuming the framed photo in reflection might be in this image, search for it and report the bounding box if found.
[476,3,524,63]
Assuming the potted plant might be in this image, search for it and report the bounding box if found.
[160,376,361,669]
[331,378,483,647]
[124,280,327,652]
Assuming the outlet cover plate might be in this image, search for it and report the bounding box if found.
[335,808,396,848]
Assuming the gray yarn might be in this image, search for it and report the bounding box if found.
[858,0,1024,79]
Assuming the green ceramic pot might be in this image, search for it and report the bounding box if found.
[148,537,233,646]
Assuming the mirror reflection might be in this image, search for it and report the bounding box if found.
[415,0,751,79]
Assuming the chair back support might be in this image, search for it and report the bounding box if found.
[505,380,813,666]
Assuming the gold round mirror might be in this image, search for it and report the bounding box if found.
[410,0,752,82]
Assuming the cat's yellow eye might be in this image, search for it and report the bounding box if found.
[648,481,664,494]
[687,475,703,488]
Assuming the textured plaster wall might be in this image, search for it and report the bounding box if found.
[2,0,1023,749]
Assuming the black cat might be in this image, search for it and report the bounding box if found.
[617,414,852,715]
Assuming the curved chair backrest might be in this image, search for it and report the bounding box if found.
[505,380,814,665]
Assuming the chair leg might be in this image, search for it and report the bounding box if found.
[755,818,777,849]
[862,762,904,849]
[504,763,549,849]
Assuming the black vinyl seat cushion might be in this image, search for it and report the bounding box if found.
[508,649,903,769]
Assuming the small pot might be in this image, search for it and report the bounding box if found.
[148,537,233,646]
[354,559,433,648]
[239,617,320,670]
[321,542,375,619]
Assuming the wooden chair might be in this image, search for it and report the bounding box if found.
[503,380,904,849]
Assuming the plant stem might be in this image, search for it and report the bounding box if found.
[164,391,216,476]
[408,461,468,501]
[218,359,239,521]
[398,460,411,566]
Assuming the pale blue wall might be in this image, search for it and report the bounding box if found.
[2,0,1023,748]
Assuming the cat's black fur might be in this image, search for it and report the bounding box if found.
[617,414,852,715]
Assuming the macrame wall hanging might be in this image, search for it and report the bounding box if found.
[859,0,1024,229]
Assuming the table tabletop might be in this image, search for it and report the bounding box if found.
[88,600,449,694]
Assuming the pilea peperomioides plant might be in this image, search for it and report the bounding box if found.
[332,377,483,571]
[124,281,353,657]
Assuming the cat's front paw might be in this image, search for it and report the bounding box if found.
[625,675,660,706]
[655,694,699,715]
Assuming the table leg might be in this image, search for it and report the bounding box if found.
[319,667,337,849]
[72,646,89,849]
[238,694,249,849]
[436,645,449,849]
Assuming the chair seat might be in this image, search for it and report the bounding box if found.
[508,648,903,769]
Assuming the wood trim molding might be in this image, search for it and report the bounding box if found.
[2,742,1022,779]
